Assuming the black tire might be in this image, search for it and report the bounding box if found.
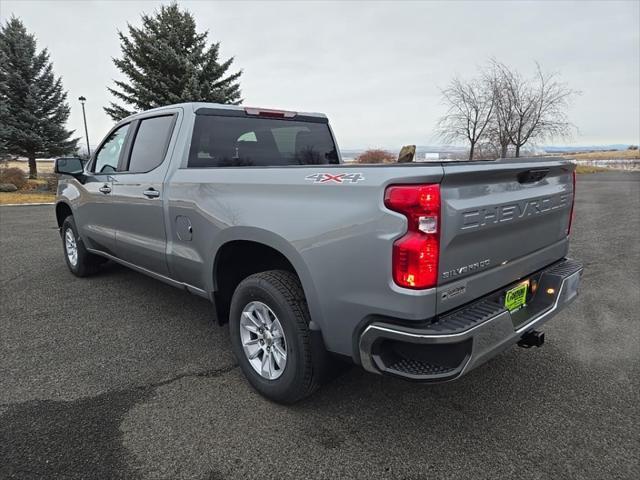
[61,215,104,277]
[229,270,327,403]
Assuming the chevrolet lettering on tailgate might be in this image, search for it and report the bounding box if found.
[461,193,571,230]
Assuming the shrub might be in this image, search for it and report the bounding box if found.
[628,145,638,151]
[0,167,27,189]
[45,174,59,192]
[355,149,396,164]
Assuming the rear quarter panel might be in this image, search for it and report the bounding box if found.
[165,164,443,356]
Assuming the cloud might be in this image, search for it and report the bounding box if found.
[2,0,638,149]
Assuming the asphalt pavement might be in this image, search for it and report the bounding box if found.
[1,172,638,479]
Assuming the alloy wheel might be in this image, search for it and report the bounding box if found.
[239,301,288,380]
[64,228,78,267]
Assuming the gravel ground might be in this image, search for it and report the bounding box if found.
[1,172,638,480]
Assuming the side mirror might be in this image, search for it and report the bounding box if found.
[55,157,84,177]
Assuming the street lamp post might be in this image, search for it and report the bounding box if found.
[78,96,90,157]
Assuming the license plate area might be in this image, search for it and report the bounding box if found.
[504,281,529,312]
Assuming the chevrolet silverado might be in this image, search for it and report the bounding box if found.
[54,103,583,403]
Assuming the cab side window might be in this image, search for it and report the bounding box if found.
[126,115,175,173]
[93,124,130,174]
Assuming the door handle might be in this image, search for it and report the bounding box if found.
[98,185,111,194]
[143,188,160,198]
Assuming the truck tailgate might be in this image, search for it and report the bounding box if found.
[436,158,575,313]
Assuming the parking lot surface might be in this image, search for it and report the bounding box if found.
[1,172,638,479]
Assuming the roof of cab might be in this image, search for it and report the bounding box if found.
[119,102,327,123]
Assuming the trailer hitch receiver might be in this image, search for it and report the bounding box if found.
[518,330,545,348]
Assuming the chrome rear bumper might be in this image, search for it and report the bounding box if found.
[359,259,583,381]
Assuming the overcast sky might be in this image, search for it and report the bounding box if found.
[2,0,639,149]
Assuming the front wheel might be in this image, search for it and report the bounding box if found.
[61,215,104,277]
[229,270,325,403]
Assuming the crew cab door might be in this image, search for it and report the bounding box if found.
[74,123,131,254]
[109,112,179,276]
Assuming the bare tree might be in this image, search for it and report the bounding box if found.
[490,60,577,157]
[484,63,513,158]
[474,136,502,160]
[437,76,495,160]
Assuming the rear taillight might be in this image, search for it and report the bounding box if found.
[384,184,440,289]
[567,170,576,235]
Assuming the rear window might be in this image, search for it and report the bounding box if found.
[188,115,339,168]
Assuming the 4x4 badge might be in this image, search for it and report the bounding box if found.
[305,173,364,184]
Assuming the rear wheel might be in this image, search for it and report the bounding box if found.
[239,300,288,380]
[229,270,325,403]
[61,215,104,277]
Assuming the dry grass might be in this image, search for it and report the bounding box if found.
[2,160,55,174]
[0,191,55,204]
[21,178,49,190]
[562,149,639,160]
[575,165,609,174]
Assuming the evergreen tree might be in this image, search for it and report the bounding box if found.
[0,17,78,178]
[0,96,9,161]
[105,3,242,121]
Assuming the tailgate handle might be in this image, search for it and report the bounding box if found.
[518,169,549,184]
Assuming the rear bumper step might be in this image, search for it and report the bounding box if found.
[359,258,583,382]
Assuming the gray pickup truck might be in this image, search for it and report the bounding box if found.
[55,102,583,403]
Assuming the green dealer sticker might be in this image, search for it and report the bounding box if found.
[505,281,529,312]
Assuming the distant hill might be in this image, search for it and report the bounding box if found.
[341,145,466,160]
[341,144,634,159]
[560,149,639,161]
[542,145,632,153]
